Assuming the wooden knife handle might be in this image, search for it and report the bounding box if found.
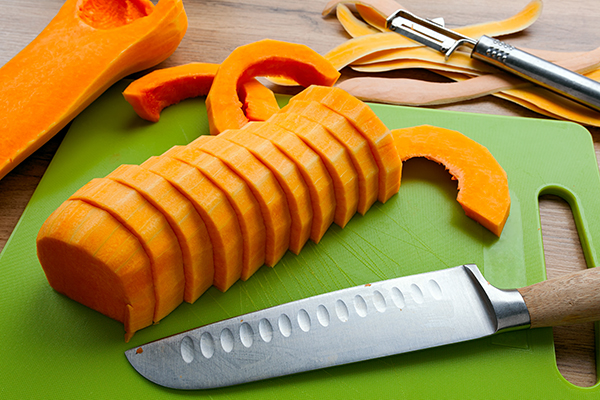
[517,267,600,328]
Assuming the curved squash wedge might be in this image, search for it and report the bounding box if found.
[0,0,187,181]
[392,125,510,236]
[205,39,340,135]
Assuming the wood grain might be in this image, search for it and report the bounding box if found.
[0,0,598,387]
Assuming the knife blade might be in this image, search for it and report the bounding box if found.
[385,9,600,112]
[125,263,600,389]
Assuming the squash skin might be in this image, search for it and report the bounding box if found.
[0,0,188,181]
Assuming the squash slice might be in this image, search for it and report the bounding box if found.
[205,39,340,135]
[107,164,213,303]
[190,136,291,267]
[219,129,313,255]
[239,79,281,121]
[392,125,510,236]
[37,199,155,342]
[280,100,379,215]
[70,178,185,322]
[267,112,359,228]
[141,155,243,291]
[164,145,267,280]
[292,85,400,203]
[0,0,188,181]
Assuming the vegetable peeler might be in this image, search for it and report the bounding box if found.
[386,10,600,112]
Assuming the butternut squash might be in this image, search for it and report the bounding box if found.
[189,136,292,267]
[69,178,185,322]
[281,100,379,215]
[141,155,244,292]
[163,145,267,280]
[392,125,510,236]
[37,199,155,342]
[0,0,187,181]
[292,85,400,203]
[107,164,214,304]
[219,129,313,255]
[122,63,280,123]
[267,112,359,228]
[240,121,336,243]
[336,4,380,37]
[205,39,340,135]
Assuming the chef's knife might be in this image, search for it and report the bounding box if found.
[125,264,600,389]
[386,9,600,112]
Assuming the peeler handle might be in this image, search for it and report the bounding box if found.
[472,35,600,112]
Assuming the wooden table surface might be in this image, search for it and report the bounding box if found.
[0,0,598,388]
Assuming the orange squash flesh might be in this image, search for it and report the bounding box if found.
[141,155,243,292]
[0,0,188,181]
[292,85,400,203]
[107,164,214,304]
[189,136,292,267]
[219,129,313,255]
[164,145,267,280]
[69,178,185,322]
[205,39,340,135]
[37,199,155,342]
[280,100,379,215]
[122,63,280,123]
[240,121,336,243]
[392,125,510,236]
[267,112,359,228]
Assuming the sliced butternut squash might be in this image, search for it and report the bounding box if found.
[164,145,267,280]
[122,62,279,123]
[267,112,359,228]
[292,85,400,203]
[240,121,336,243]
[37,199,155,342]
[205,39,340,135]
[0,0,187,181]
[107,164,213,304]
[141,155,243,291]
[219,129,313,254]
[392,125,510,236]
[70,178,185,322]
[189,136,291,266]
[280,100,379,215]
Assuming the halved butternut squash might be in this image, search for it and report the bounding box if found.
[267,112,359,228]
[141,155,243,291]
[107,164,213,303]
[205,39,340,135]
[280,100,379,215]
[189,136,291,266]
[392,125,510,236]
[37,199,155,342]
[292,85,401,203]
[240,121,336,243]
[164,145,267,280]
[219,129,313,254]
[69,178,185,322]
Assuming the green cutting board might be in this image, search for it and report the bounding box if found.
[1,80,600,398]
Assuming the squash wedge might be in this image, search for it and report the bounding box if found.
[219,129,313,255]
[70,178,185,322]
[0,0,187,181]
[190,136,291,267]
[267,112,359,228]
[205,39,340,135]
[107,164,213,304]
[392,125,510,236]
[37,199,155,342]
[280,100,379,215]
[292,85,400,203]
[142,155,243,291]
[164,145,267,280]
[240,121,336,243]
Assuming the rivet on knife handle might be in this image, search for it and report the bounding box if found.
[386,9,600,112]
